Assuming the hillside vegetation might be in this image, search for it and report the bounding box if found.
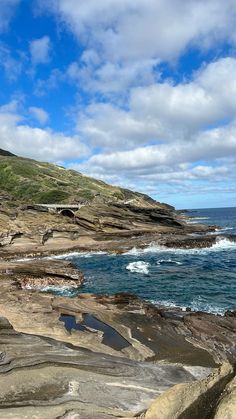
[0,150,164,207]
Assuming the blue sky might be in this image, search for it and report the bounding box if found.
[1,0,236,209]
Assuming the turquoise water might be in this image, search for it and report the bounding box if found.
[57,207,236,314]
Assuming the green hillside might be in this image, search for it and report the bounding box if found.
[0,151,160,207]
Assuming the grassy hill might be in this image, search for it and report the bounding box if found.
[0,150,164,207]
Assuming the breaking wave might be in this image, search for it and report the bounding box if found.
[125,238,236,256]
[186,216,210,224]
[47,250,108,260]
[151,298,226,316]
[156,259,183,265]
[126,261,150,274]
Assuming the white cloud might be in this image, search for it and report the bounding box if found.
[0,102,87,161]
[0,0,20,32]
[34,68,63,96]
[30,36,51,65]
[76,57,236,150]
[71,55,236,202]
[23,1,236,205]
[29,106,49,124]
[0,43,22,81]
[82,122,236,172]
[39,0,236,62]
[77,102,163,149]
[66,58,158,98]
[37,0,236,96]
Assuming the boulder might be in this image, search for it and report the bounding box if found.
[214,376,236,419]
[144,363,234,419]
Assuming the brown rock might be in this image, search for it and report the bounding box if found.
[214,376,236,419]
[144,363,234,419]
[0,260,84,290]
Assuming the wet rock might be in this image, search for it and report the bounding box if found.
[0,260,84,290]
[225,310,236,318]
[0,197,222,259]
[0,316,208,419]
[183,312,236,364]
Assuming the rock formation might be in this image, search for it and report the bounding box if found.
[0,150,235,418]
[0,316,212,418]
[143,363,235,419]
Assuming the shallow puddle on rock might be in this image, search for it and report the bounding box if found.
[59,314,86,332]
[59,313,130,351]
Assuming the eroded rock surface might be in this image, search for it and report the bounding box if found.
[0,266,235,366]
[0,260,235,418]
[214,376,236,419]
[0,201,221,259]
[143,363,235,419]
[0,316,209,419]
[0,259,83,291]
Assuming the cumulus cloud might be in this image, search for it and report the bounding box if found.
[16,1,236,204]
[79,122,236,174]
[30,36,51,65]
[37,0,236,95]
[76,57,236,149]
[38,0,236,62]
[0,102,87,161]
[66,58,158,98]
[29,106,49,124]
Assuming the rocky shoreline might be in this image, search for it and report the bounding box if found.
[0,202,235,418]
[0,197,223,260]
[0,255,235,418]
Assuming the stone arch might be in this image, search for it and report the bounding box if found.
[59,209,75,218]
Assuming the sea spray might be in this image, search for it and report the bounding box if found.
[126,261,150,274]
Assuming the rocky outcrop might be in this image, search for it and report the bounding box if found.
[0,148,15,156]
[74,202,184,232]
[0,195,222,259]
[0,260,235,418]
[0,316,207,419]
[214,376,236,418]
[0,260,83,291]
[143,363,234,419]
[0,265,235,365]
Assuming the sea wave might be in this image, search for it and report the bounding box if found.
[210,237,236,251]
[126,261,150,274]
[151,297,226,315]
[22,284,78,294]
[189,217,210,220]
[186,216,211,224]
[47,250,108,260]
[156,259,183,265]
[208,227,234,235]
[125,238,236,256]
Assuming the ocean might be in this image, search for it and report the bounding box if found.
[56,207,236,315]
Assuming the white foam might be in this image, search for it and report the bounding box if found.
[156,259,183,265]
[46,250,108,260]
[124,243,164,256]
[125,238,236,256]
[188,216,210,220]
[151,297,226,315]
[210,237,236,251]
[126,261,150,274]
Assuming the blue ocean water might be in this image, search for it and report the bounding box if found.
[58,207,236,314]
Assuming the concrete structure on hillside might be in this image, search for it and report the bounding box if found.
[34,204,84,217]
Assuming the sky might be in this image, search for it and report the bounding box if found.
[0,0,236,209]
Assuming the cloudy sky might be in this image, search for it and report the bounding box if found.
[0,0,236,208]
